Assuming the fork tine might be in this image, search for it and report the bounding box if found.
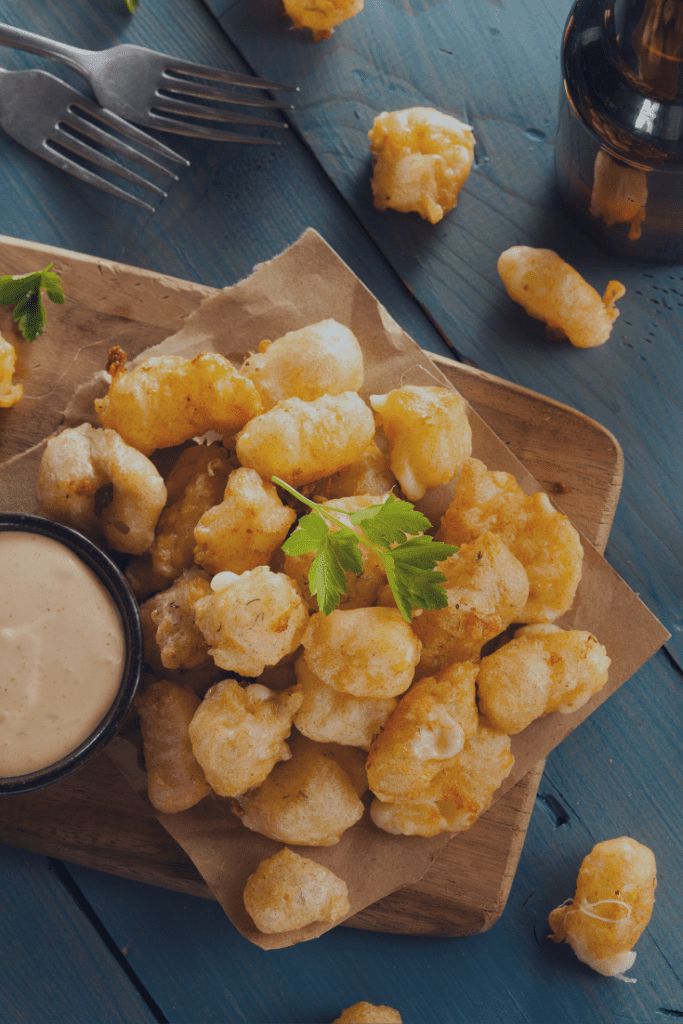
[165,60,298,92]
[40,142,156,212]
[143,112,281,144]
[71,99,190,167]
[51,128,167,196]
[161,75,287,109]
[152,96,287,129]
[63,111,179,180]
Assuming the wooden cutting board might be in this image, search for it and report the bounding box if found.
[0,237,623,936]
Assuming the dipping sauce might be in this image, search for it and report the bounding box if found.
[0,531,126,777]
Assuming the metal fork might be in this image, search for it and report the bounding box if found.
[0,22,296,143]
[0,68,187,212]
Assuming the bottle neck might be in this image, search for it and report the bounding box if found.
[609,0,683,100]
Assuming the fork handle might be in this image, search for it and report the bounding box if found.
[0,22,92,78]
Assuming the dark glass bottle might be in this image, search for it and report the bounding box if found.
[556,0,683,262]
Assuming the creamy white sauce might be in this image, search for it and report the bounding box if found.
[0,531,125,776]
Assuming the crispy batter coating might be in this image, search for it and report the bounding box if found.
[302,608,421,699]
[367,662,478,803]
[284,495,387,611]
[370,717,513,837]
[334,1004,402,1024]
[94,350,262,454]
[409,533,529,674]
[194,467,296,575]
[477,624,611,734]
[141,569,212,672]
[438,458,583,622]
[137,681,210,813]
[194,567,309,677]
[243,847,350,934]
[283,0,364,40]
[294,655,396,750]
[590,151,648,242]
[497,246,625,349]
[188,679,302,797]
[548,837,657,979]
[314,441,396,500]
[369,107,475,224]
[236,391,375,488]
[0,335,22,408]
[241,319,364,409]
[236,734,365,846]
[37,423,166,555]
[370,386,472,501]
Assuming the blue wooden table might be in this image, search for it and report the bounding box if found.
[0,2,681,1022]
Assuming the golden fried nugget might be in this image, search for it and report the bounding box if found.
[241,319,364,409]
[0,334,22,408]
[284,495,387,611]
[194,566,309,677]
[590,151,648,242]
[137,681,209,814]
[188,679,302,797]
[243,847,350,935]
[236,391,375,488]
[369,107,474,224]
[194,467,296,575]
[370,716,513,837]
[367,662,478,803]
[370,386,472,501]
[334,1003,402,1024]
[141,569,212,672]
[315,441,396,500]
[438,458,583,622]
[477,624,610,734]
[125,555,171,601]
[37,423,166,555]
[548,837,657,980]
[294,655,396,750]
[302,607,421,699]
[236,734,365,846]
[283,0,364,40]
[497,246,625,349]
[94,350,262,454]
[325,743,368,796]
[410,533,529,674]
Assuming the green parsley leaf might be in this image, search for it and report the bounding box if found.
[12,291,45,342]
[124,0,138,12]
[349,493,431,547]
[309,530,363,615]
[281,511,330,557]
[0,264,65,341]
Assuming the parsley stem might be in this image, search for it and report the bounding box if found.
[271,476,354,525]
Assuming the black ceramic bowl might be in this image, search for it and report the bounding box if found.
[0,513,142,795]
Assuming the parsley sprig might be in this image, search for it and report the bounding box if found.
[274,477,458,622]
[0,264,65,341]
[124,0,138,11]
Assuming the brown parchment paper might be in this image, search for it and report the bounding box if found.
[0,229,669,950]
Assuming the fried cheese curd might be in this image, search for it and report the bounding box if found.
[409,532,529,674]
[370,716,514,837]
[497,246,625,349]
[590,150,648,242]
[94,349,262,454]
[334,1004,402,1024]
[0,334,22,408]
[137,681,210,813]
[141,569,212,672]
[367,662,478,804]
[369,386,472,501]
[243,847,350,935]
[283,0,364,41]
[548,837,657,980]
[438,458,583,622]
[194,467,296,575]
[314,441,396,500]
[302,607,421,699]
[236,391,375,487]
[37,422,166,555]
[294,655,396,750]
[241,319,364,409]
[194,566,309,677]
[284,495,388,611]
[369,107,475,224]
[477,624,611,735]
[188,679,302,797]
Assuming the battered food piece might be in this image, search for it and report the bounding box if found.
[477,624,611,735]
[194,566,309,677]
[94,349,262,454]
[369,107,475,224]
[0,334,22,408]
[243,848,350,934]
[497,246,625,349]
[141,569,212,672]
[438,458,583,622]
[315,441,396,500]
[369,386,472,501]
[188,679,302,797]
[137,681,210,814]
[548,837,657,980]
[283,0,364,40]
[37,422,166,555]
[236,391,375,487]
[590,151,648,242]
[241,319,363,409]
[194,467,296,575]
[334,1004,402,1024]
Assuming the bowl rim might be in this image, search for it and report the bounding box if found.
[0,512,142,795]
